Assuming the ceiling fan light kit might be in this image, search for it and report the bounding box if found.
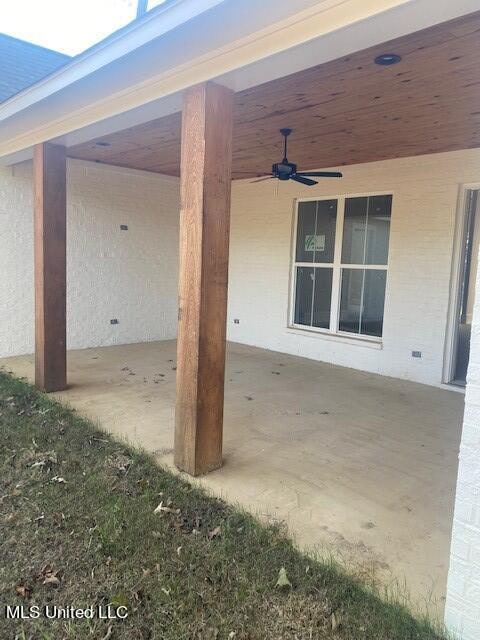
[252,128,343,186]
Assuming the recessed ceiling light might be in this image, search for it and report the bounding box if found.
[374,53,402,66]
[95,141,111,147]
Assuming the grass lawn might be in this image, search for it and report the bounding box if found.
[0,371,446,640]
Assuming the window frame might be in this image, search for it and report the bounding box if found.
[288,192,393,343]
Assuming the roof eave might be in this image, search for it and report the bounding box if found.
[0,0,224,121]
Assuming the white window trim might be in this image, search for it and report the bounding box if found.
[288,192,392,343]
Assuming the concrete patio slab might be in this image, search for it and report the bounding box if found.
[1,340,464,617]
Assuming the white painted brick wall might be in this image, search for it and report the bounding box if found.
[0,159,180,357]
[445,246,480,639]
[1,148,480,388]
[227,148,480,386]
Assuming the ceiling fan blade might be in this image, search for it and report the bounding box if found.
[297,171,343,178]
[291,175,317,186]
[250,176,274,183]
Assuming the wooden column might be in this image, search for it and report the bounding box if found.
[174,81,233,476]
[34,142,67,392]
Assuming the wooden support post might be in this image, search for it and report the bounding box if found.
[174,82,233,476]
[34,142,67,392]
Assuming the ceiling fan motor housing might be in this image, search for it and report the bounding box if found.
[272,161,297,179]
[248,128,341,184]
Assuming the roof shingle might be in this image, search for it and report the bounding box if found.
[0,33,70,103]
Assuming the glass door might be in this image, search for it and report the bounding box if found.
[451,189,479,386]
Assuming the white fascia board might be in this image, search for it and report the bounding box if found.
[0,0,479,160]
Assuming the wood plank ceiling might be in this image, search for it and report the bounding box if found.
[69,10,480,179]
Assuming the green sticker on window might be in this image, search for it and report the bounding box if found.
[305,234,325,252]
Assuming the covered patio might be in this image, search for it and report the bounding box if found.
[0,340,464,615]
[1,2,480,637]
